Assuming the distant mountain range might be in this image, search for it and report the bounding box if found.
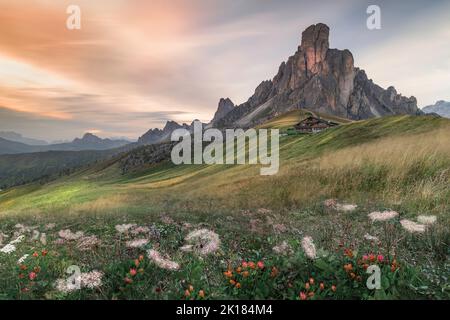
[0,131,48,145]
[422,101,450,118]
[0,132,130,155]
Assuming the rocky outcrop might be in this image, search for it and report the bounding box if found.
[138,121,187,145]
[210,98,235,126]
[215,23,421,128]
[422,100,450,118]
[138,120,204,145]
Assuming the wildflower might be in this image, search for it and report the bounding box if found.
[20,264,27,270]
[130,269,137,277]
[115,224,137,234]
[126,238,149,248]
[236,267,242,274]
[40,233,47,245]
[124,277,133,284]
[18,273,25,279]
[363,264,369,270]
[305,283,310,290]
[331,285,337,292]
[257,261,265,269]
[33,266,41,273]
[350,272,356,279]
[139,255,144,262]
[235,282,241,289]
[183,229,221,256]
[248,262,256,269]
[308,292,315,298]
[344,248,353,258]
[377,255,384,263]
[301,236,317,259]
[335,203,358,212]
[189,285,194,292]
[242,261,248,268]
[270,267,279,278]
[417,215,437,225]
[0,243,16,254]
[147,249,180,271]
[17,254,29,264]
[242,271,249,277]
[198,290,205,298]
[299,292,307,300]
[33,252,39,258]
[400,219,426,234]
[309,278,315,285]
[323,199,337,209]
[272,241,293,256]
[368,210,399,222]
[230,279,236,286]
[369,254,376,262]
[41,250,48,256]
[364,233,379,242]
[223,270,233,278]
[362,255,369,262]
[80,271,104,289]
[76,235,101,251]
[131,226,151,236]
[29,272,37,281]
[344,264,353,272]
[184,290,190,298]
[319,283,325,291]
[58,229,84,241]
[45,223,56,230]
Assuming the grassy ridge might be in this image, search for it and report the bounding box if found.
[0,115,449,217]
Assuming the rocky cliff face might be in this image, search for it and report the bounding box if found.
[215,23,421,128]
[210,98,235,126]
[138,120,204,145]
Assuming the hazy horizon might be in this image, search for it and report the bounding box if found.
[0,0,449,141]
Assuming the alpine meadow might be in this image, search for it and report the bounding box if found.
[0,1,449,303]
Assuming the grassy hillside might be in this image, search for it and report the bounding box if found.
[0,114,449,300]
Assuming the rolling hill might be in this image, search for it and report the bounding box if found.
[1,114,448,216]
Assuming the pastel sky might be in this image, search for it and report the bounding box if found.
[0,0,449,141]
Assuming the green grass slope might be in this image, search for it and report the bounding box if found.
[1,114,449,217]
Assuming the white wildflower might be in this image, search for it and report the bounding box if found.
[115,224,136,234]
[40,233,47,245]
[125,238,149,248]
[147,249,180,270]
[0,244,16,254]
[58,229,84,241]
[301,236,317,259]
[76,236,101,251]
[272,241,293,256]
[10,235,25,244]
[183,229,221,255]
[417,215,437,225]
[335,204,358,212]
[17,254,29,264]
[364,233,379,242]
[131,226,150,235]
[55,270,103,293]
[80,270,103,289]
[368,210,399,222]
[45,223,56,230]
[400,219,426,234]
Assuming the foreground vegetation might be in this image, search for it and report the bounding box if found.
[0,114,449,300]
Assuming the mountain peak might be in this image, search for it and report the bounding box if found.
[79,132,102,143]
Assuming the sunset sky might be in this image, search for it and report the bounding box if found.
[0,0,449,141]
